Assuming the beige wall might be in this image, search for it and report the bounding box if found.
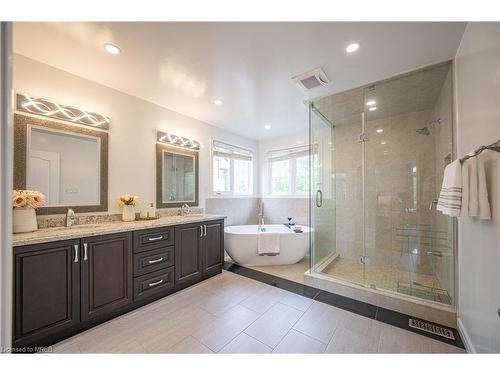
[454,23,500,353]
[13,54,260,215]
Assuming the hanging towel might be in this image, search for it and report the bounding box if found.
[437,159,462,217]
[460,152,478,217]
[257,232,280,256]
[477,152,492,220]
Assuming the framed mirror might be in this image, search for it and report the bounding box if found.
[156,143,199,208]
[14,113,108,214]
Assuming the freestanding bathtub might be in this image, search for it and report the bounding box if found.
[224,224,312,266]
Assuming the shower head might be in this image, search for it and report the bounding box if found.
[416,127,430,136]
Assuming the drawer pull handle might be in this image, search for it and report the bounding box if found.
[148,236,163,241]
[83,243,88,261]
[148,279,163,287]
[148,257,164,264]
[73,244,79,263]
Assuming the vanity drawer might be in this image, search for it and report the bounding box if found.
[133,226,174,253]
[133,246,174,277]
[133,267,174,301]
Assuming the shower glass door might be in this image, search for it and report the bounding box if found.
[309,62,455,307]
[309,103,336,272]
[362,63,455,304]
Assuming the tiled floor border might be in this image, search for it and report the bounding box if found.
[223,262,465,350]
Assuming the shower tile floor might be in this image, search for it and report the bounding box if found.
[50,270,463,353]
[322,257,452,305]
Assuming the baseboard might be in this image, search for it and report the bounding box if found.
[457,317,475,353]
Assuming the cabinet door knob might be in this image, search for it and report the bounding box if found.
[83,243,88,261]
[73,244,79,263]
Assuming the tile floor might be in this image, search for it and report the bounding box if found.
[247,257,309,284]
[51,271,464,354]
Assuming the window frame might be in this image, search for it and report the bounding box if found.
[267,146,311,197]
[211,139,254,197]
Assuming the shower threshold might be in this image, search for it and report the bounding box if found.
[304,270,456,328]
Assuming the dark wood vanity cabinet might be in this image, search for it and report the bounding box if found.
[175,220,225,284]
[80,233,133,321]
[175,223,204,284]
[13,239,81,348]
[13,219,224,349]
[203,221,224,275]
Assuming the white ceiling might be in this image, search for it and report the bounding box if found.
[13,22,466,140]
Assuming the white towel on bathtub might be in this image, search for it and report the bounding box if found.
[258,232,280,256]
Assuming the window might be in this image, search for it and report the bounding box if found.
[268,146,311,196]
[212,140,253,195]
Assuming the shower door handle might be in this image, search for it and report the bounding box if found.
[316,190,323,207]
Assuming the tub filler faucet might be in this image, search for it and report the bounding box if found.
[258,202,265,232]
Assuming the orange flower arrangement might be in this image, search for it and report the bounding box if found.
[12,189,45,209]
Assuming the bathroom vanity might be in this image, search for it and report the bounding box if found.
[12,215,225,350]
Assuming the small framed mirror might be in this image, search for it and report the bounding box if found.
[14,113,108,214]
[156,143,199,208]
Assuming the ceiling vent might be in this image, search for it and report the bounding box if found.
[292,67,330,90]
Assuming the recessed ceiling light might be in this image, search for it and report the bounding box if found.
[264,124,271,130]
[368,106,377,111]
[346,43,360,53]
[381,141,386,145]
[214,99,223,106]
[104,43,121,55]
[376,128,384,133]
[366,100,376,106]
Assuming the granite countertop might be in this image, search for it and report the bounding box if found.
[13,214,226,247]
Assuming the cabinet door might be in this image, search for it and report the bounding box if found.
[14,240,80,346]
[175,224,203,284]
[203,221,224,275]
[81,232,133,321]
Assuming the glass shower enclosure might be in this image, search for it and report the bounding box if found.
[309,62,455,306]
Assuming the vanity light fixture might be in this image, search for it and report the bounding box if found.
[16,94,110,129]
[381,141,387,145]
[376,128,384,133]
[264,124,271,130]
[366,100,376,106]
[346,43,360,53]
[157,130,200,150]
[368,106,377,111]
[104,43,121,55]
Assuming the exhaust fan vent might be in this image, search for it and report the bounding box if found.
[292,68,330,90]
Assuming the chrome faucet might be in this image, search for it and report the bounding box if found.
[180,203,190,216]
[65,208,76,227]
